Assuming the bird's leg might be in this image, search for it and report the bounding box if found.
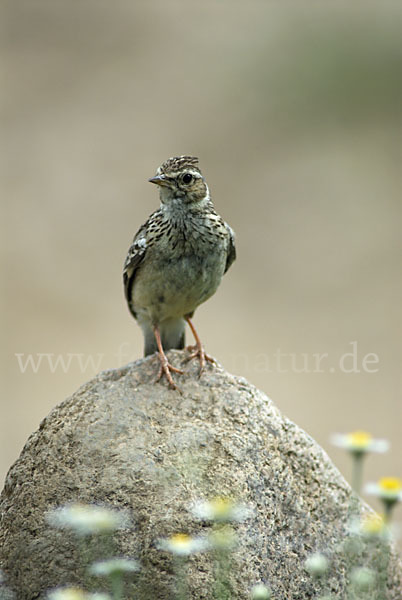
[185,317,215,375]
[153,325,183,389]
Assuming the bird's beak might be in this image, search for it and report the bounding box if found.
[148,175,169,187]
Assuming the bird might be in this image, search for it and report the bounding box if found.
[123,155,236,389]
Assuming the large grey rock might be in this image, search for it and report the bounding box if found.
[1,351,401,599]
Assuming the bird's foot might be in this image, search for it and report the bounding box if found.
[185,344,215,376]
[155,353,184,390]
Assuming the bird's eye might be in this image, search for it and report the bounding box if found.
[182,173,193,184]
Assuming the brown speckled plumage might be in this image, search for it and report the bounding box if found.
[123,156,235,388]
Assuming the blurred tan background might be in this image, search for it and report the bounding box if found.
[2,0,401,526]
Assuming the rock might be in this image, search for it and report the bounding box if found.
[1,351,401,599]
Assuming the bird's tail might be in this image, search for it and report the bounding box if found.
[142,318,186,357]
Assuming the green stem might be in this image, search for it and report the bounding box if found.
[351,453,365,495]
[78,535,92,588]
[383,500,395,526]
[174,556,188,600]
[111,571,124,600]
[213,549,231,600]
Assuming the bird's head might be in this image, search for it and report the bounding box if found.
[149,156,209,205]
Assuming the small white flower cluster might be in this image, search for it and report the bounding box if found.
[157,497,254,557]
[46,498,255,594]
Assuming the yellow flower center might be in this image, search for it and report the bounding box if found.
[210,497,233,516]
[379,477,402,492]
[361,513,384,535]
[347,431,372,449]
[170,533,191,546]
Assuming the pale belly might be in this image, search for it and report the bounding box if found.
[132,251,226,324]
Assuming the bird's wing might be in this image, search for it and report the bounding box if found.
[123,220,150,311]
[224,223,236,274]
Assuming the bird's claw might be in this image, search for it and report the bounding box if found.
[185,344,215,376]
[155,356,183,391]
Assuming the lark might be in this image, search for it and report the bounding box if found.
[123,156,236,388]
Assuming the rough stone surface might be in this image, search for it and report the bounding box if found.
[1,351,401,599]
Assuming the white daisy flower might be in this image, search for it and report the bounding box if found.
[330,431,389,455]
[304,553,329,578]
[365,477,402,504]
[157,533,208,556]
[46,503,130,536]
[190,497,253,523]
[251,583,271,599]
[47,588,110,600]
[89,558,139,577]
